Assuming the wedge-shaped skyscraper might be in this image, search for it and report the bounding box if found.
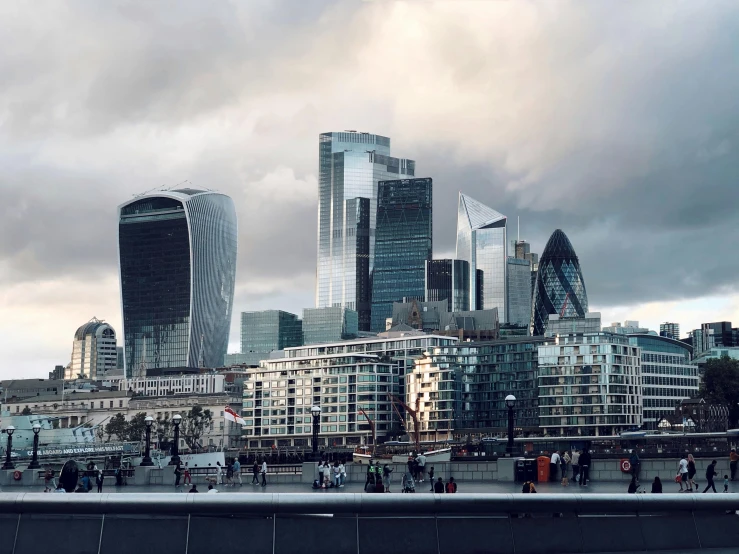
[456,193,507,319]
[118,188,237,375]
[530,229,588,336]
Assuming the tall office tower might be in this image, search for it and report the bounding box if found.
[118,188,237,375]
[456,193,507,320]
[530,229,588,336]
[303,307,359,345]
[513,239,539,293]
[425,259,470,312]
[241,310,303,354]
[659,322,680,340]
[370,178,433,331]
[316,131,415,331]
[67,317,117,380]
[506,257,532,327]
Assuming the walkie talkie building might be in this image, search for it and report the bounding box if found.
[118,188,237,375]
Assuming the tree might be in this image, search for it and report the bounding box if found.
[125,412,148,442]
[21,407,32,415]
[700,355,739,428]
[94,424,105,443]
[181,406,213,450]
[155,414,172,450]
[105,413,127,442]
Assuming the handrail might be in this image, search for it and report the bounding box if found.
[0,493,737,516]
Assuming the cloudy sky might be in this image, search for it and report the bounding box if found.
[2,1,738,377]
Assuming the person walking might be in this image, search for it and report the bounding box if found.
[382,464,393,492]
[724,475,730,493]
[261,459,268,487]
[434,477,445,493]
[416,453,426,483]
[730,449,739,481]
[579,450,591,486]
[233,458,242,486]
[445,476,457,493]
[365,461,376,490]
[225,460,234,487]
[677,456,689,491]
[216,461,223,485]
[174,462,182,488]
[703,460,718,493]
[550,450,560,483]
[629,450,641,484]
[339,460,346,487]
[687,454,697,491]
[183,462,192,485]
[651,476,663,493]
[428,467,435,491]
[571,449,581,484]
[96,468,104,493]
[561,451,570,486]
[252,461,260,485]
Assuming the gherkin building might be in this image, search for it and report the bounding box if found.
[530,229,588,336]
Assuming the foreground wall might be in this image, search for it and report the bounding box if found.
[0,493,738,554]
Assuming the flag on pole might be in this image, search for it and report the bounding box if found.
[224,406,246,425]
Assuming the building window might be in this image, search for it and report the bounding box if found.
[119,400,123,408]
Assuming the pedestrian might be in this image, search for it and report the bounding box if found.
[677,456,689,491]
[233,458,241,486]
[261,459,268,487]
[207,484,218,494]
[571,449,581,483]
[332,461,341,488]
[445,476,457,493]
[428,467,435,491]
[730,449,738,481]
[114,467,123,487]
[382,464,393,492]
[339,460,346,487]
[365,461,376,490]
[188,484,198,493]
[550,450,560,482]
[216,461,223,485]
[252,461,260,485]
[578,449,591,486]
[416,453,426,483]
[703,460,718,493]
[44,469,56,492]
[323,461,332,488]
[96,468,103,493]
[226,460,234,487]
[80,473,91,492]
[687,454,697,491]
[522,480,537,493]
[174,462,182,488]
[629,450,641,484]
[434,477,445,493]
[183,462,192,485]
[627,475,639,494]
[724,475,729,493]
[407,456,416,482]
[651,476,662,493]
[561,451,570,486]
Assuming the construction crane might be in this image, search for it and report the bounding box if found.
[559,292,571,318]
[388,393,421,453]
[357,409,376,456]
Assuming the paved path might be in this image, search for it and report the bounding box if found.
[9,479,739,495]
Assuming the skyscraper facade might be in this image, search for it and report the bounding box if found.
[316,131,415,331]
[302,307,359,345]
[456,193,507,319]
[425,259,470,312]
[506,257,532,327]
[659,322,680,340]
[370,178,433,331]
[118,188,237,375]
[530,229,588,337]
[68,318,118,380]
[240,310,303,353]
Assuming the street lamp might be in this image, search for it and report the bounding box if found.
[28,423,41,469]
[141,416,154,466]
[311,406,321,460]
[505,395,517,455]
[2,426,15,470]
[170,414,182,466]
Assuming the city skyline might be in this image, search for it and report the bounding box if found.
[2,2,739,376]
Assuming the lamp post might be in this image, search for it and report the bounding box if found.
[141,416,154,466]
[28,423,41,469]
[505,395,517,455]
[170,414,182,466]
[2,426,15,470]
[311,406,321,460]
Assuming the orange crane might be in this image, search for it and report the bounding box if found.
[559,292,570,317]
[358,408,376,456]
[388,393,421,453]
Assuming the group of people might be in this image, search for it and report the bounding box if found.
[314,460,347,488]
[357,459,456,493]
[549,449,592,486]
[676,457,727,493]
[174,458,267,489]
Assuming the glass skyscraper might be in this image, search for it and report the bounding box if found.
[506,257,532,327]
[425,259,470,312]
[303,307,359,345]
[316,131,415,331]
[530,229,588,336]
[240,310,303,353]
[456,193,507,317]
[370,178,433,332]
[118,188,237,375]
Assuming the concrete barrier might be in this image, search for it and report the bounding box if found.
[0,493,738,554]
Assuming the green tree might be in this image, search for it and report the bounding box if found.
[94,424,105,443]
[181,406,213,450]
[21,407,32,415]
[700,355,739,428]
[155,414,172,449]
[105,413,127,442]
[125,412,148,442]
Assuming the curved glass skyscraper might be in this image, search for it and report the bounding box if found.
[118,188,237,375]
[530,229,588,336]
